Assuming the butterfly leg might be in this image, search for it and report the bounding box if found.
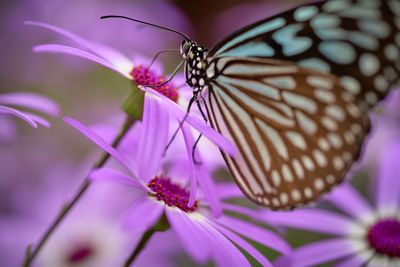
[142,60,184,88]
[191,95,208,165]
[163,96,196,156]
[145,49,180,74]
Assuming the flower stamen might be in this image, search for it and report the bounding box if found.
[148,176,198,212]
[367,219,400,257]
[130,66,178,102]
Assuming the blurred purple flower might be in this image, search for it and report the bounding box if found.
[1,0,192,85]
[27,21,237,156]
[0,92,59,133]
[265,139,400,267]
[0,160,180,267]
[63,94,290,267]
[26,20,186,100]
[359,90,400,172]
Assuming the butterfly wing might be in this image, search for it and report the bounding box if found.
[209,0,400,109]
[203,57,370,209]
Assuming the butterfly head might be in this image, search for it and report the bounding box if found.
[180,40,197,60]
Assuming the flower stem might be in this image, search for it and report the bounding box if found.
[23,116,136,267]
[123,213,170,267]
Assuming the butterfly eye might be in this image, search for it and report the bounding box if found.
[180,40,191,58]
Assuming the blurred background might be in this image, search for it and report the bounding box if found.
[1,0,399,266]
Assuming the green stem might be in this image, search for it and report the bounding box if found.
[23,116,136,267]
[123,213,170,267]
[123,228,156,267]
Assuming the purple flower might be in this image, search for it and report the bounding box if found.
[0,92,59,132]
[265,138,400,267]
[26,20,237,156]
[0,160,180,267]
[63,94,290,267]
[26,21,186,102]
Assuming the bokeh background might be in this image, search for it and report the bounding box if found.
[1,0,399,266]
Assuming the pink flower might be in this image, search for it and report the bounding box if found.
[265,139,400,267]
[0,92,59,133]
[63,94,290,267]
[26,21,236,155]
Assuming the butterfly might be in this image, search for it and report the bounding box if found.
[105,0,400,209]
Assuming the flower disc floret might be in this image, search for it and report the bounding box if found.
[131,66,178,102]
[66,244,94,263]
[148,176,198,212]
[367,219,400,257]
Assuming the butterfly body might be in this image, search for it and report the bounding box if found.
[180,0,399,209]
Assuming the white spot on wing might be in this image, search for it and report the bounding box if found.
[282,164,294,182]
[314,178,325,191]
[340,76,361,94]
[328,133,343,149]
[314,90,336,104]
[291,189,301,201]
[294,5,318,21]
[302,155,315,171]
[318,137,331,151]
[295,110,317,134]
[292,159,305,179]
[263,76,296,90]
[285,131,307,150]
[307,76,334,90]
[299,58,331,73]
[313,149,327,167]
[319,41,356,64]
[374,75,389,92]
[215,17,286,55]
[333,156,344,170]
[359,53,380,76]
[256,119,289,160]
[282,92,317,114]
[304,187,313,199]
[272,170,281,187]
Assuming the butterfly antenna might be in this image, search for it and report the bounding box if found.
[100,15,191,41]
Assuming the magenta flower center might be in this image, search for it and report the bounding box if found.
[66,243,95,263]
[130,65,178,102]
[367,219,400,257]
[148,176,198,212]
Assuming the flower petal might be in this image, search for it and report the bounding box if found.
[375,138,400,213]
[216,182,245,199]
[89,42,134,77]
[20,112,50,128]
[199,217,250,267]
[25,21,105,59]
[136,94,169,181]
[63,117,141,180]
[143,87,237,156]
[208,220,274,267]
[26,20,134,78]
[89,168,149,191]
[0,92,60,116]
[165,209,211,263]
[180,124,198,208]
[327,183,373,219]
[263,209,354,236]
[33,44,132,79]
[334,253,370,267]
[0,105,37,128]
[123,198,164,232]
[215,215,291,255]
[290,238,355,267]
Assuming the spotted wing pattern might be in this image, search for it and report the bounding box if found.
[198,0,399,209]
[210,0,400,110]
[204,57,369,208]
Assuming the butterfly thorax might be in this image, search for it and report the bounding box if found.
[180,40,209,98]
